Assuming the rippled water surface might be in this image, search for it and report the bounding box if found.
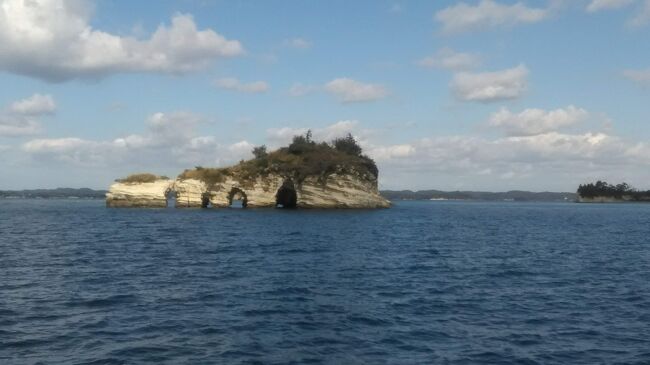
[1,200,650,364]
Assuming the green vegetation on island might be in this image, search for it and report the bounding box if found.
[577,181,650,201]
[179,131,378,188]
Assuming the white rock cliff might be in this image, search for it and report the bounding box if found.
[106,173,390,209]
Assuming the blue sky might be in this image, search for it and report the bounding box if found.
[0,0,649,191]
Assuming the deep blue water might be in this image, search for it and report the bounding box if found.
[1,200,650,364]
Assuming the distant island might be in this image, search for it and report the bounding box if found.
[106,132,390,209]
[381,190,576,202]
[577,181,650,203]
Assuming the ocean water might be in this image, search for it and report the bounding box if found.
[1,200,649,364]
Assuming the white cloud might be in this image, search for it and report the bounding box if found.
[489,105,589,136]
[629,0,650,26]
[0,115,42,136]
[24,137,97,153]
[435,0,548,34]
[623,68,650,85]
[0,0,244,81]
[288,83,317,97]
[228,140,255,154]
[215,77,270,93]
[371,130,650,190]
[0,93,56,137]
[317,120,359,141]
[417,48,481,71]
[9,94,56,115]
[266,120,359,147]
[451,64,529,102]
[283,37,312,49]
[324,78,388,103]
[369,144,416,160]
[587,0,635,12]
[22,111,256,167]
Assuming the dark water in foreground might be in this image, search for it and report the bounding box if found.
[1,200,650,364]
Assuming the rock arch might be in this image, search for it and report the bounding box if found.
[201,192,212,208]
[227,187,248,208]
[275,180,297,208]
[165,188,177,208]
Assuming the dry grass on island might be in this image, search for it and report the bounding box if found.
[115,173,170,184]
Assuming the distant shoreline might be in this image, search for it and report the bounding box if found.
[0,188,579,202]
[0,188,107,200]
[381,190,576,202]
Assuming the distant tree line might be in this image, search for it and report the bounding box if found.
[577,181,650,200]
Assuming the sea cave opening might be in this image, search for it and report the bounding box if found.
[165,189,177,208]
[201,193,212,208]
[228,188,248,208]
[275,180,297,209]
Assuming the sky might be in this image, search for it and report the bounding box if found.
[0,0,649,191]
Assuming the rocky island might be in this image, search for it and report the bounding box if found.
[106,132,390,209]
[577,181,650,203]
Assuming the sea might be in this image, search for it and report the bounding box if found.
[1,199,649,364]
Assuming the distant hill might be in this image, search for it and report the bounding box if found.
[0,188,107,199]
[381,189,576,202]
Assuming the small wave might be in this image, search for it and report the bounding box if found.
[65,294,137,308]
[346,314,391,327]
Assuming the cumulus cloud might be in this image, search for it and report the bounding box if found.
[629,0,650,26]
[266,120,359,147]
[585,0,650,27]
[371,130,650,190]
[22,111,252,167]
[215,78,270,93]
[623,68,650,85]
[368,144,416,160]
[288,83,318,97]
[435,0,548,34]
[451,64,528,102]
[417,48,481,71]
[0,93,56,137]
[0,0,244,81]
[9,94,56,115]
[324,78,388,103]
[0,115,42,137]
[283,37,312,49]
[587,0,635,12]
[489,105,589,136]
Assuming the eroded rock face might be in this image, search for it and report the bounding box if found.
[105,179,173,208]
[297,173,390,208]
[106,173,390,209]
[174,179,207,208]
[205,174,285,208]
